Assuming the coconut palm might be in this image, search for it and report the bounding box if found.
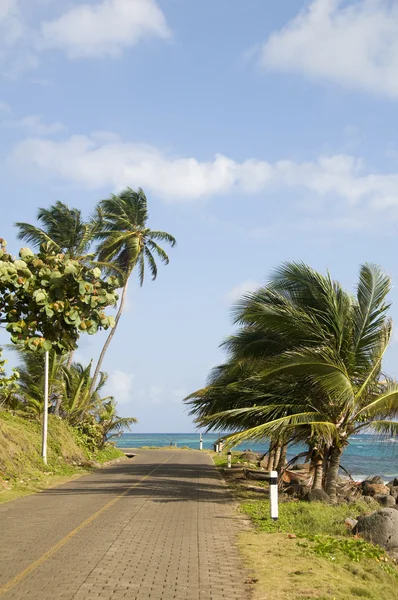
[187,263,398,502]
[97,399,137,448]
[90,187,176,391]
[15,201,96,259]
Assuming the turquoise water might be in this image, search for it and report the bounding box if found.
[116,433,398,481]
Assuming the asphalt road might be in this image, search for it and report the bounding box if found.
[0,450,251,600]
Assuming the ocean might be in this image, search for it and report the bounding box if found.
[116,432,398,481]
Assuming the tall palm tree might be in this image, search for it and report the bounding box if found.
[90,187,176,391]
[187,263,398,502]
[15,201,96,259]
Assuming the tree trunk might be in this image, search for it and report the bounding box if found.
[325,446,343,502]
[90,279,129,394]
[53,395,62,416]
[277,443,288,473]
[312,457,324,490]
[273,445,282,471]
[66,351,74,369]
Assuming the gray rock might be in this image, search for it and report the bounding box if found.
[365,476,385,485]
[353,508,398,554]
[304,489,331,503]
[345,517,358,529]
[362,496,378,507]
[390,486,398,500]
[374,494,397,508]
[240,451,259,464]
[361,481,390,497]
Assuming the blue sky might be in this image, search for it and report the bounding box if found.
[2,0,398,432]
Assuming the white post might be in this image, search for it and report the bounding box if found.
[199,434,203,450]
[269,470,278,521]
[215,443,219,453]
[41,351,49,465]
[227,451,232,468]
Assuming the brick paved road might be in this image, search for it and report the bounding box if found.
[0,450,251,600]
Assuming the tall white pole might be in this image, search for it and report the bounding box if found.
[269,470,279,521]
[199,434,203,450]
[42,351,49,465]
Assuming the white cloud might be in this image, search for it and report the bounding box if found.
[40,0,170,58]
[108,369,135,404]
[16,114,67,135]
[258,0,398,98]
[0,0,38,78]
[227,281,261,302]
[11,132,398,208]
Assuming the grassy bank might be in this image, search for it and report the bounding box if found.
[0,411,124,503]
[214,453,398,600]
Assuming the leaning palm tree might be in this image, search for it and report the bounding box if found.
[15,201,96,259]
[187,263,398,502]
[90,187,176,391]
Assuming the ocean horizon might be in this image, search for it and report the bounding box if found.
[116,432,398,481]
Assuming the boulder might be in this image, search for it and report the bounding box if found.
[361,481,390,497]
[239,451,259,464]
[345,517,358,529]
[353,508,398,554]
[388,478,398,488]
[366,476,385,485]
[303,489,331,503]
[390,486,398,501]
[362,496,379,507]
[374,494,397,508]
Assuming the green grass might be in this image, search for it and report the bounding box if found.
[0,411,124,503]
[241,498,373,537]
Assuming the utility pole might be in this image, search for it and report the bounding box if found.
[41,351,49,465]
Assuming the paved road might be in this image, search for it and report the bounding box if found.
[0,450,251,600]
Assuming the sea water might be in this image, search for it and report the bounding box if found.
[116,432,398,481]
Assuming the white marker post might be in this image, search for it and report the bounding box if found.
[227,451,232,468]
[41,350,49,465]
[199,434,203,450]
[269,470,278,521]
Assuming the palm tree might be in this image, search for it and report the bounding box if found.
[90,187,176,391]
[15,201,95,259]
[62,362,111,425]
[187,263,398,502]
[97,399,137,448]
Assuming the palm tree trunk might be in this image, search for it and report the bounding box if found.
[67,351,74,369]
[90,279,129,394]
[325,445,343,502]
[277,443,288,473]
[312,457,324,490]
[273,445,282,471]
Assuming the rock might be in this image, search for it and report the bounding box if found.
[80,460,100,468]
[362,496,379,507]
[287,533,297,539]
[240,451,259,464]
[345,517,358,529]
[303,489,331,503]
[353,509,398,555]
[374,494,397,508]
[244,485,268,494]
[361,481,390,497]
[389,478,398,487]
[366,476,385,485]
[390,486,398,500]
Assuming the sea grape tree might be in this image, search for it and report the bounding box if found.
[0,240,119,353]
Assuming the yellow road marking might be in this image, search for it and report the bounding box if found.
[0,456,172,597]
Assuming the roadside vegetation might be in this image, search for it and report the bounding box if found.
[214,452,398,600]
[0,187,175,497]
[187,263,398,501]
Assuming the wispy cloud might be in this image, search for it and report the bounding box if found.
[255,0,398,98]
[11,132,398,210]
[40,0,171,59]
[227,280,260,302]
